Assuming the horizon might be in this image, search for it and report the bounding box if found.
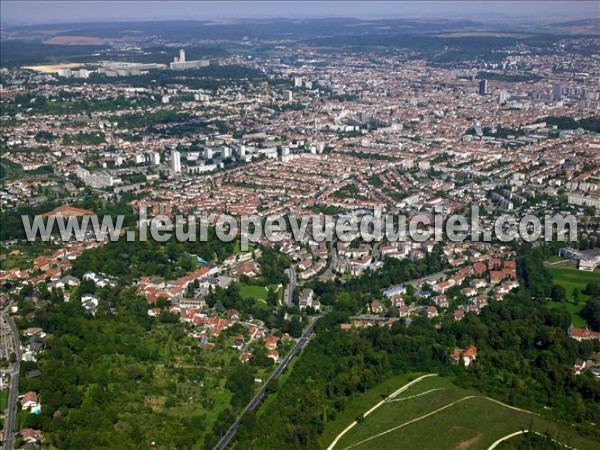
[2,1,598,26]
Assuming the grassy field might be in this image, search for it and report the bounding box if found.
[239,283,282,303]
[318,372,422,448]
[331,376,599,450]
[548,267,599,298]
[239,284,269,300]
[547,266,599,327]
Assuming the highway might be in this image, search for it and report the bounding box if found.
[2,305,21,450]
[213,316,318,450]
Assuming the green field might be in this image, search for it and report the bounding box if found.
[239,283,282,303]
[330,376,598,450]
[547,266,600,327]
[319,372,422,447]
[239,284,269,300]
[548,267,599,298]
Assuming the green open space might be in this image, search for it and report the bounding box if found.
[333,376,598,450]
[548,267,599,298]
[318,372,422,448]
[546,266,600,327]
[239,283,283,303]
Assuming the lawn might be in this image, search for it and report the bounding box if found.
[239,283,283,303]
[546,266,599,327]
[333,377,599,450]
[548,267,599,299]
[239,284,269,300]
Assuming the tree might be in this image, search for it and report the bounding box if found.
[267,288,278,307]
[572,288,580,304]
[550,284,566,301]
[582,298,600,331]
[289,316,303,338]
[583,283,600,296]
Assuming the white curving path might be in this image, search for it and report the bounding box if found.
[327,373,438,450]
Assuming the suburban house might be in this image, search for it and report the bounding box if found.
[21,391,40,411]
[20,428,42,444]
[568,326,600,341]
[299,289,320,310]
[450,345,478,367]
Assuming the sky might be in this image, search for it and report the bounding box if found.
[1,1,598,25]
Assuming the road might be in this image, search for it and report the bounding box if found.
[213,316,318,450]
[319,242,338,282]
[283,266,297,307]
[2,305,21,450]
[383,270,446,295]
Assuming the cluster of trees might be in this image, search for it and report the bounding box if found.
[34,131,56,143]
[20,289,211,449]
[543,116,600,133]
[110,110,194,129]
[583,297,600,331]
[148,119,228,137]
[259,246,291,285]
[466,125,525,138]
[0,201,64,241]
[205,282,306,337]
[310,204,347,215]
[476,71,542,82]
[76,65,267,91]
[62,132,106,146]
[313,248,445,306]
[71,232,236,284]
[4,93,156,116]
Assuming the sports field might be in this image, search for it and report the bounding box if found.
[327,375,598,450]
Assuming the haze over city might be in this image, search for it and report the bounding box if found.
[0,1,599,450]
[2,0,598,24]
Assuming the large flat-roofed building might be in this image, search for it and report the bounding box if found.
[98,62,162,76]
[170,59,210,70]
[559,248,600,271]
[170,49,210,70]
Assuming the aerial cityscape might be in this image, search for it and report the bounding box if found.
[0,1,599,449]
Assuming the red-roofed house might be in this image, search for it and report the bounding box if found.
[42,205,95,217]
[568,326,600,341]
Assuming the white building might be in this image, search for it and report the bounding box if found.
[170,49,210,70]
[171,150,182,173]
[57,68,72,78]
